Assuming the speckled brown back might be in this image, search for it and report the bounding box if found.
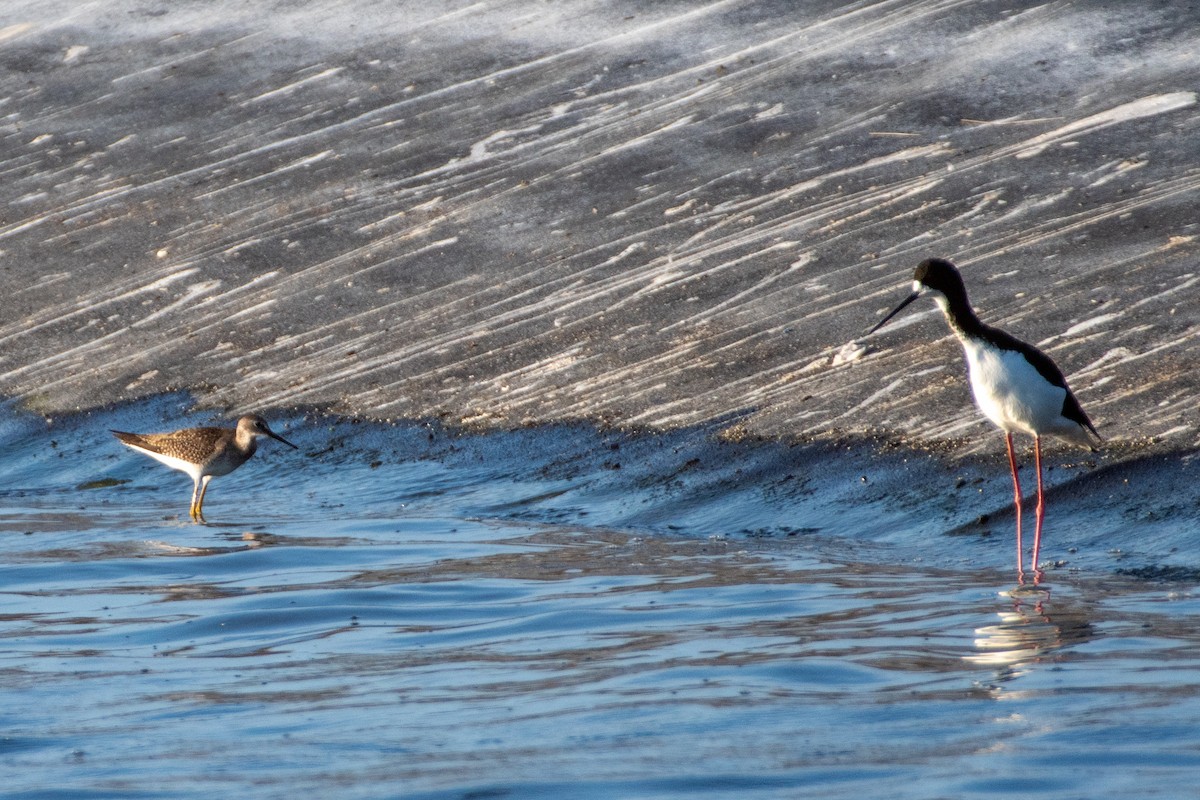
[111,427,231,465]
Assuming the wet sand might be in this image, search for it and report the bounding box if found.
[0,1,1197,461]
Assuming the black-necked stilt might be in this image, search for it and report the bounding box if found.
[112,414,298,521]
[867,257,1100,580]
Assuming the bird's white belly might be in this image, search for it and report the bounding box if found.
[136,449,206,482]
[961,340,1067,436]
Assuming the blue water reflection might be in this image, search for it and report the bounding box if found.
[1,398,1199,798]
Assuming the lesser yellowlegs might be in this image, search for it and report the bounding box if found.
[112,414,298,521]
[867,257,1100,580]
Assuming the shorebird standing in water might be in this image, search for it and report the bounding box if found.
[867,258,1100,580]
[112,414,298,521]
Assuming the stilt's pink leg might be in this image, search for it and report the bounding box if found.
[1005,432,1025,580]
[1031,435,1045,580]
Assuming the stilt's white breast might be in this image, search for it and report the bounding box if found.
[959,337,1067,436]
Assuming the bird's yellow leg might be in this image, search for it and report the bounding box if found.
[193,476,211,521]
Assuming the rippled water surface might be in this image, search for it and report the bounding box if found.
[3,398,1199,798]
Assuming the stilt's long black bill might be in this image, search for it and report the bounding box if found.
[867,291,919,335]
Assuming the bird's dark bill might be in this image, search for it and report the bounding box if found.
[867,291,919,335]
[267,429,299,449]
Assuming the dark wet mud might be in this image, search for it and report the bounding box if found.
[0,1,1198,456]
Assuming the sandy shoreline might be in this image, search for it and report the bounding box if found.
[1,1,1198,460]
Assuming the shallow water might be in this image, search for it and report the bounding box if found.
[3,398,1200,798]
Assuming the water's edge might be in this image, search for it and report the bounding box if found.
[6,393,1196,580]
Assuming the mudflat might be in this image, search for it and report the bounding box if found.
[0,2,1197,460]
